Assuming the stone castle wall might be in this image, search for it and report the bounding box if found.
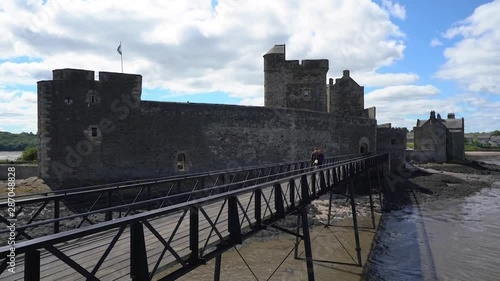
[38,69,377,189]
[376,126,408,171]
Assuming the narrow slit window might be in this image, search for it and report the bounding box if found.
[177,153,186,171]
[90,95,96,104]
[91,127,98,137]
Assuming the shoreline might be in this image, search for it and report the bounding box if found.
[1,155,499,280]
[383,155,500,211]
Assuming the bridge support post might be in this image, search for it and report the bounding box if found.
[255,189,262,228]
[189,206,201,264]
[311,173,317,197]
[228,196,242,244]
[130,221,149,281]
[301,175,310,204]
[54,198,60,233]
[294,212,300,259]
[106,190,112,221]
[214,254,222,281]
[348,178,363,267]
[326,169,331,188]
[300,207,315,281]
[289,179,295,208]
[147,185,151,211]
[327,190,333,226]
[25,250,40,281]
[274,183,285,218]
[376,164,383,209]
[367,169,376,229]
[319,171,327,193]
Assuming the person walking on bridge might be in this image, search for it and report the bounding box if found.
[311,147,324,167]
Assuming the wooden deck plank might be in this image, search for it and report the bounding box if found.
[0,181,288,280]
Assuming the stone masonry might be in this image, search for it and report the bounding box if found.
[37,44,400,189]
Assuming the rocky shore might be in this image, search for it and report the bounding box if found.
[383,153,500,211]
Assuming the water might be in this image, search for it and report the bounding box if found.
[368,183,500,281]
[467,151,500,166]
[0,151,23,161]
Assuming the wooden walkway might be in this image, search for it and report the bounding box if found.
[2,180,285,281]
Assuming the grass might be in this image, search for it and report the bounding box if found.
[465,142,500,151]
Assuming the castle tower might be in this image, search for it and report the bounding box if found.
[37,68,142,187]
[328,70,365,116]
[263,44,329,112]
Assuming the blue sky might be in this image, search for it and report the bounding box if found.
[0,0,499,133]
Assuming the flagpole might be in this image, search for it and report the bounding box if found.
[120,41,123,73]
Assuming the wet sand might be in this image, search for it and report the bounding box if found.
[169,214,381,281]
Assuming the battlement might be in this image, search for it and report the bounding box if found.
[99,71,142,82]
[53,69,95,81]
[264,44,329,71]
[51,69,142,82]
[377,123,408,132]
[283,59,329,69]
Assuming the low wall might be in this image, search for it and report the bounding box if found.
[0,164,38,180]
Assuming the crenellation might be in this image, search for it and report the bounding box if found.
[53,69,95,81]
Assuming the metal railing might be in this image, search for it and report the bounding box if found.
[0,153,388,281]
[0,154,364,241]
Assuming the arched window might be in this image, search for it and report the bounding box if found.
[177,153,186,171]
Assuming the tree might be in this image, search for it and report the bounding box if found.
[20,146,37,161]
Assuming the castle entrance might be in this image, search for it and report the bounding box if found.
[359,137,370,154]
[360,143,368,153]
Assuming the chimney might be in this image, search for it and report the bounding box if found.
[343,70,350,78]
[430,110,436,120]
[447,113,455,119]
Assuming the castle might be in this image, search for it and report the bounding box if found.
[37,44,405,189]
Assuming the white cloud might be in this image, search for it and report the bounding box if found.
[365,85,448,128]
[436,0,500,95]
[382,0,406,20]
[0,89,37,133]
[430,38,443,47]
[0,0,411,132]
[366,85,440,101]
[352,71,419,87]
[366,88,500,132]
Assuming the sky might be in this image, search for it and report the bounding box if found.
[0,0,499,133]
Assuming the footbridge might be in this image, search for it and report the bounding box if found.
[0,153,388,280]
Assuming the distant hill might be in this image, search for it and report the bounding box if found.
[0,131,37,151]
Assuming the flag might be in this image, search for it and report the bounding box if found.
[117,43,122,55]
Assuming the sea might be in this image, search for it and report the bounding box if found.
[367,154,500,281]
[0,151,23,161]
